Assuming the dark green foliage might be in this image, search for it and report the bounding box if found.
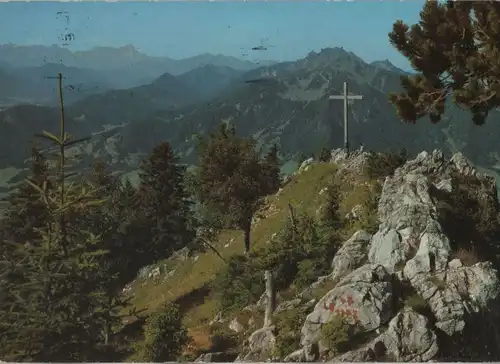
[358,182,382,235]
[136,303,189,362]
[192,122,277,254]
[320,315,353,355]
[389,1,500,125]
[213,210,341,312]
[0,117,116,360]
[82,160,132,347]
[317,178,344,246]
[262,143,282,194]
[209,323,240,353]
[434,172,500,264]
[364,149,407,180]
[273,307,308,359]
[1,144,50,249]
[263,212,334,291]
[212,255,265,312]
[134,141,195,267]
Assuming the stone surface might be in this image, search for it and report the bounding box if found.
[331,230,372,284]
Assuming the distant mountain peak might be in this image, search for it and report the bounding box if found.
[371,59,407,74]
[151,72,178,85]
[305,47,364,64]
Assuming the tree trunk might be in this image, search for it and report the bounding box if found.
[263,270,276,328]
[243,218,252,254]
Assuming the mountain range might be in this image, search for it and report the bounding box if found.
[0,44,274,107]
[1,45,500,198]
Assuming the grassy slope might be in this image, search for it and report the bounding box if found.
[120,161,378,359]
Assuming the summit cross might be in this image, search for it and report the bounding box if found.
[329,81,363,156]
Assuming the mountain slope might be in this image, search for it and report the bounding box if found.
[66,72,199,128]
[0,63,112,106]
[177,65,244,100]
[370,59,408,74]
[1,46,499,185]
[131,47,448,163]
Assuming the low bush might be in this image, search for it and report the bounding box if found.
[209,324,240,352]
[273,307,308,359]
[435,172,500,265]
[364,149,407,180]
[212,254,265,312]
[404,294,432,318]
[453,247,479,267]
[320,315,353,355]
[213,211,341,312]
[135,303,189,361]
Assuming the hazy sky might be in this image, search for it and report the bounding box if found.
[0,1,425,70]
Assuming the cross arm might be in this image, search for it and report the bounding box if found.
[329,95,363,100]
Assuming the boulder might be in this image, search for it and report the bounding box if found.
[330,230,372,284]
[237,326,276,362]
[301,264,393,353]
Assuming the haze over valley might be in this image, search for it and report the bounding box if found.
[1,42,500,196]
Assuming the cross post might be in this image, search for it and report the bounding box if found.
[329,81,363,155]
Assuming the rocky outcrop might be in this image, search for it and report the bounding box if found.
[236,326,276,362]
[238,150,500,362]
[301,264,393,357]
[330,230,372,284]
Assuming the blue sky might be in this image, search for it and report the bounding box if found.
[0,1,425,70]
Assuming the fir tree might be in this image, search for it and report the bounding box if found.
[388,1,500,125]
[193,122,272,254]
[0,74,120,361]
[135,141,194,265]
[2,144,50,247]
[262,143,281,195]
[83,159,131,349]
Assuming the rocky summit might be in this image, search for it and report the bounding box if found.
[200,149,500,362]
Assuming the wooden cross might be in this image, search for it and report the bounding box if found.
[329,81,363,155]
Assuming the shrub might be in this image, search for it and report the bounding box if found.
[214,209,341,312]
[318,177,344,245]
[320,315,353,355]
[294,259,321,290]
[273,307,308,359]
[358,182,382,234]
[364,149,407,180]
[136,303,189,361]
[434,172,500,265]
[453,247,479,267]
[404,294,430,317]
[341,181,382,238]
[212,255,265,312]
[209,324,239,352]
[263,212,336,291]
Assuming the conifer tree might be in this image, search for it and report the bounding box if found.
[2,144,50,247]
[262,143,281,195]
[388,1,500,125]
[136,303,189,361]
[135,141,194,265]
[193,122,272,254]
[83,159,131,348]
[0,74,119,361]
